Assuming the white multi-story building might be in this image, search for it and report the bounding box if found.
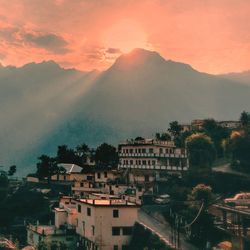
[118,138,189,172]
[75,198,138,250]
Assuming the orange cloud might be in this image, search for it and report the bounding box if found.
[0,0,250,73]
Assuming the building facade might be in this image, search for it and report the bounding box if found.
[118,138,189,172]
[75,198,138,250]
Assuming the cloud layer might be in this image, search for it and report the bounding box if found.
[0,0,250,73]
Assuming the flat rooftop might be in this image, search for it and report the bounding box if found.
[75,198,138,207]
[119,139,175,147]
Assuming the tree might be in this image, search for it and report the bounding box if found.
[186,184,214,247]
[75,143,91,165]
[229,133,250,172]
[175,130,192,148]
[188,184,213,207]
[57,145,81,165]
[240,111,250,127]
[94,143,118,168]
[0,174,9,201]
[168,121,181,138]
[8,165,16,176]
[186,133,216,169]
[155,132,171,141]
[36,155,58,182]
[202,119,230,158]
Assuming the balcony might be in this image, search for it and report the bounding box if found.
[119,152,187,158]
[71,186,102,192]
[118,164,188,171]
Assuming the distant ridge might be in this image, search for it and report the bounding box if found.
[0,48,250,175]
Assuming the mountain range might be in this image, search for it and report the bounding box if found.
[1,48,250,176]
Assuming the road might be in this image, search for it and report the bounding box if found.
[138,208,199,250]
[213,163,250,178]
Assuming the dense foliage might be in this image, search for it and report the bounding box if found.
[35,142,117,179]
[186,133,216,169]
[129,223,173,250]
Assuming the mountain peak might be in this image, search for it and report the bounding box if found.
[111,48,166,70]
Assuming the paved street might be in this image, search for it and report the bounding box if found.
[213,163,250,178]
[138,208,199,250]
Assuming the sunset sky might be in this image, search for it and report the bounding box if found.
[0,0,250,74]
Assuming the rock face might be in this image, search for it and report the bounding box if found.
[1,49,250,175]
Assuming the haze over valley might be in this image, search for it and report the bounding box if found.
[1,49,250,175]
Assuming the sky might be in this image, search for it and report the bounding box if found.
[0,0,250,74]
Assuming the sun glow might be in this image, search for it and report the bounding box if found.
[103,19,149,53]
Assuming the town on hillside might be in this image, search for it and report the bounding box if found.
[1,112,250,250]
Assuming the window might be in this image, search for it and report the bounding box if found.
[122,227,133,235]
[112,227,120,236]
[149,148,153,153]
[113,246,118,250]
[122,246,129,250]
[87,176,93,181]
[130,160,133,165]
[129,149,133,153]
[82,221,85,236]
[145,175,149,182]
[142,160,146,165]
[113,209,119,218]
[92,225,95,236]
[159,148,163,154]
[104,172,107,178]
[80,182,84,187]
[97,172,101,179]
[142,148,146,153]
[87,207,91,216]
[152,160,156,165]
[77,205,81,213]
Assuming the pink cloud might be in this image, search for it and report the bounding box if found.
[0,0,250,73]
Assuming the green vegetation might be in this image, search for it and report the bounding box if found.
[0,186,51,228]
[8,165,16,176]
[163,183,214,248]
[129,223,173,250]
[186,133,216,170]
[168,121,181,138]
[0,173,9,201]
[37,241,69,250]
[155,132,171,141]
[94,143,118,167]
[202,119,230,158]
[35,142,117,180]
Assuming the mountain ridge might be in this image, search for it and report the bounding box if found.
[0,48,250,176]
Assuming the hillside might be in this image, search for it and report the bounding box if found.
[219,70,250,85]
[1,49,250,175]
